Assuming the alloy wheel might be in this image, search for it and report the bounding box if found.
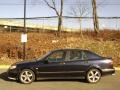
[87,69,101,83]
[19,69,35,84]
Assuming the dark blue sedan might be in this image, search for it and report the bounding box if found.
[7,49,115,84]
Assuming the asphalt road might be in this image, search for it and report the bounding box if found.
[0,69,120,90]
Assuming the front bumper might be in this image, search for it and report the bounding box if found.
[8,77,16,80]
[7,68,19,80]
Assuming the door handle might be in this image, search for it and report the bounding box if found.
[84,61,88,63]
[60,62,65,65]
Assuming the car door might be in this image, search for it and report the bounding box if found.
[37,50,67,78]
[64,50,90,77]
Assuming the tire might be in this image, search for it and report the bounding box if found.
[19,69,35,84]
[86,68,101,83]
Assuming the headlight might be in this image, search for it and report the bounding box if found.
[9,65,16,69]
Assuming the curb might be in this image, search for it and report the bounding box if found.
[0,65,120,70]
[0,65,10,69]
[115,67,120,71]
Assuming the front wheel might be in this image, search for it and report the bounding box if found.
[86,68,101,83]
[19,69,35,84]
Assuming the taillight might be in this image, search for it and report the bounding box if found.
[109,60,113,65]
[103,59,113,65]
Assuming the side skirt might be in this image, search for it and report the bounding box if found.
[37,76,85,80]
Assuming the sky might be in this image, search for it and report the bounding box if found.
[0,0,120,29]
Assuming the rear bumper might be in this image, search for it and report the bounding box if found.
[102,68,115,75]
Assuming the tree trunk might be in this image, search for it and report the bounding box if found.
[57,0,63,37]
[79,17,83,38]
[57,16,62,37]
[92,0,99,36]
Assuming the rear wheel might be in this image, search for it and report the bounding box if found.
[86,68,101,83]
[19,69,35,84]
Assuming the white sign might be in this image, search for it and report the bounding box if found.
[21,34,27,43]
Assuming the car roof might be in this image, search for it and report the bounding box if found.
[52,48,86,52]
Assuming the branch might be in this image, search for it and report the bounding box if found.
[60,0,63,16]
[70,6,78,17]
[44,0,59,16]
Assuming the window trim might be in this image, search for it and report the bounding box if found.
[65,50,85,62]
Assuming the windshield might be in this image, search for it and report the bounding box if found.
[37,51,52,61]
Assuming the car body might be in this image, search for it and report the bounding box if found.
[7,49,115,84]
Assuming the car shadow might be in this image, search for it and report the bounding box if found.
[0,72,17,82]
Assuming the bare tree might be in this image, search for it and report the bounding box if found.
[44,0,64,36]
[92,0,99,35]
[69,1,89,38]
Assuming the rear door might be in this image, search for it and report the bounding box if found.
[64,50,90,77]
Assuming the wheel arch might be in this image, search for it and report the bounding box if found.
[85,66,102,83]
[18,68,36,84]
[19,67,37,79]
[86,65,103,76]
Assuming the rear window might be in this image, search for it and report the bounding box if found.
[83,50,102,60]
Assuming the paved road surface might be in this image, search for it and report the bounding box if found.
[0,69,120,90]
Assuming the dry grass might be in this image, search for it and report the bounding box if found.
[0,30,120,66]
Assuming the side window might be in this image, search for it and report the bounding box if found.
[46,51,65,62]
[83,50,101,60]
[69,50,83,61]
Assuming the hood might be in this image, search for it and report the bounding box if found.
[15,59,37,65]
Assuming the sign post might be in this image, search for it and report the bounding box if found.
[22,0,27,60]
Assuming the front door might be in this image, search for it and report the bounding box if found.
[37,50,67,78]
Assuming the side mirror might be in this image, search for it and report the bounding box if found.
[44,60,49,64]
